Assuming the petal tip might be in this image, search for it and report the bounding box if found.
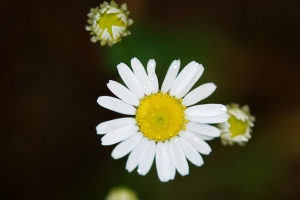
[96,96,103,104]
[131,57,138,61]
[111,153,118,159]
[117,62,126,69]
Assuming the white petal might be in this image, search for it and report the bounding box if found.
[161,60,180,93]
[165,141,176,180]
[101,28,112,40]
[117,13,126,23]
[186,113,229,124]
[185,104,227,117]
[138,140,156,176]
[177,137,203,167]
[131,58,151,95]
[101,125,138,145]
[126,137,148,172]
[121,4,127,11]
[97,96,136,115]
[175,64,204,98]
[179,131,211,155]
[195,133,215,141]
[112,26,125,39]
[96,117,136,134]
[156,141,175,182]
[186,122,221,137]
[169,61,199,96]
[117,63,144,99]
[107,80,140,106]
[182,83,217,106]
[189,130,216,141]
[111,132,143,159]
[147,59,159,94]
[162,142,171,181]
[107,7,120,14]
[155,142,168,182]
[169,137,189,176]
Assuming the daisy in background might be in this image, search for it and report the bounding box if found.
[218,103,255,146]
[86,1,133,46]
[96,57,228,182]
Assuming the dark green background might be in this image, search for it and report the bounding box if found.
[1,0,300,199]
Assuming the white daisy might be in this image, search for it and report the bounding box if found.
[96,58,228,182]
[218,103,255,146]
[86,1,133,46]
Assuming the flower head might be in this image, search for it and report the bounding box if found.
[96,58,228,182]
[105,187,138,200]
[86,1,133,46]
[218,103,255,146]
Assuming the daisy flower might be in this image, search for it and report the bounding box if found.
[96,58,228,182]
[218,103,255,146]
[86,1,133,46]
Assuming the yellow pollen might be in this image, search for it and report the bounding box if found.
[228,115,248,138]
[136,92,187,142]
[97,11,126,37]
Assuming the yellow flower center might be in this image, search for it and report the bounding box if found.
[97,10,126,38]
[228,115,248,138]
[136,92,187,142]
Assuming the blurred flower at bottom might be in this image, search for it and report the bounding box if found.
[105,187,139,200]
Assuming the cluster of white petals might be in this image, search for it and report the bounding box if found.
[86,1,133,46]
[219,104,255,146]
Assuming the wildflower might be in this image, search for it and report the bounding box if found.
[218,103,255,146]
[105,187,138,200]
[96,58,228,182]
[86,1,133,46]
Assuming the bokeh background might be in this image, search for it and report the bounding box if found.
[1,0,300,199]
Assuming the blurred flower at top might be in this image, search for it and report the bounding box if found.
[105,187,139,200]
[218,103,255,146]
[85,1,133,46]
